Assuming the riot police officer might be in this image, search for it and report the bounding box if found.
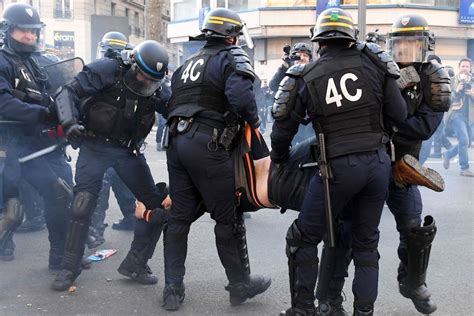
[163,7,271,311]
[87,31,138,249]
[311,14,451,316]
[0,3,72,265]
[271,8,407,315]
[384,14,449,314]
[51,40,170,291]
[96,31,133,59]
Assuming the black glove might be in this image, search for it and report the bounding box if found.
[65,123,85,139]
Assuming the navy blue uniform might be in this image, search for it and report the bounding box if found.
[164,41,260,287]
[53,57,169,287]
[0,49,72,263]
[271,45,407,312]
[384,72,443,275]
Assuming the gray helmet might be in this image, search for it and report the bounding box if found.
[292,42,313,56]
[311,8,357,42]
[201,8,243,39]
[0,3,45,53]
[123,40,169,97]
[96,31,129,59]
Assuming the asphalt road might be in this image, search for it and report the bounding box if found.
[0,128,473,316]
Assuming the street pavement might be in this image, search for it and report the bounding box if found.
[0,127,473,316]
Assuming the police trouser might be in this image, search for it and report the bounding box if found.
[165,127,250,285]
[92,168,136,231]
[290,151,390,311]
[61,140,165,274]
[1,140,72,253]
[19,149,74,221]
[386,183,436,288]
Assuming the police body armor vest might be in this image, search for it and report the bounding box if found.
[0,49,47,136]
[303,48,385,159]
[83,63,155,149]
[1,49,45,105]
[167,45,229,119]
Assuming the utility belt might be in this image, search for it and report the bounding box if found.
[169,114,240,151]
[87,131,141,153]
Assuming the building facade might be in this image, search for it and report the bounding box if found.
[167,0,474,81]
[1,0,146,63]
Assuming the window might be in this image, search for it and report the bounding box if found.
[126,8,130,17]
[111,2,116,16]
[135,11,140,27]
[54,0,72,19]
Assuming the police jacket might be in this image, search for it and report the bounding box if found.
[167,39,260,128]
[386,63,449,160]
[68,57,168,149]
[0,48,50,133]
[271,44,407,163]
[269,64,289,93]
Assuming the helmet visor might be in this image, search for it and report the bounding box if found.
[388,36,426,64]
[123,63,162,97]
[239,22,254,49]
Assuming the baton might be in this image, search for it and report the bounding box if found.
[18,141,68,164]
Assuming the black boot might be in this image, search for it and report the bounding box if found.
[353,309,373,316]
[316,301,349,316]
[162,283,185,311]
[118,250,158,284]
[399,282,437,314]
[280,307,316,316]
[48,247,63,270]
[0,238,15,261]
[16,216,46,233]
[225,274,272,306]
[112,215,135,231]
[398,263,437,314]
[87,226,105,249]
[52,269,79,291]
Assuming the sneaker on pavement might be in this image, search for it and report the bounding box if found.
[460,169,474,177]
[442,152,450,170]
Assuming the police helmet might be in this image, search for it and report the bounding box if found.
[201,8,243,39]
[292,42,313,58]
[96,31,129,59]
[123,40,169,97]
[0,3,45,53]
[387,14,434,64]
[311,8,357,43]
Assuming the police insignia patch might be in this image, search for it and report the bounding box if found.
[401,17,410,26]
[25,8,34,17]
[156,62,163,71]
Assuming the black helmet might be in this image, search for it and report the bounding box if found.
[0,3,45,53]
[96,31,129,59]
[387,14,434,64]
[123,40,169,97]
[201,8,243,39]
[311,8,357,42]
[292,42,313,56]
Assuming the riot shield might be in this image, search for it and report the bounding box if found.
[42,57,85,95]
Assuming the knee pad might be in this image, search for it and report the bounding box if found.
[0,198,24,244]
[352,249,380,269]
[71,191,96,219]
[286,220,316,257]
